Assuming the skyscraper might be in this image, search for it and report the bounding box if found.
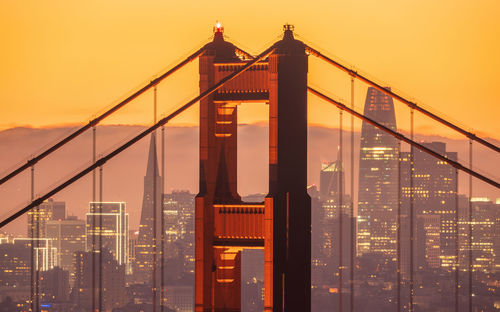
[458,197,499,273]
[0,242,31,287]
[86,202,129,273]
[357,87,399,257]
[319,159,344,201]
[27,198,66,238]
[400,141,458,269]
[39,266,69,303]
[317,156,353,291]
[45,216,86,284]
[319,159,346,259]
[162,191,196,277]
[134,133,162,284]
[72,249,128,311]
[13,238,57,271]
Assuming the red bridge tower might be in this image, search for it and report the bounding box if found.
[195,24,311,312]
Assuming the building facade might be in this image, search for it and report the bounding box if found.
[458,197,500,273]
[13,238,57,271]
[134,133,162,284]
[357,87,399,257]
[72,249,128,311]
[27,198,66,239]
[45,216,86,284]
[400,141,458,269]
[86,202,129,273]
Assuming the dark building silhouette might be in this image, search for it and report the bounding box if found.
[0,297,17,312]
[40,266,69,303]
[71,249,127,311]
[357,87,399,257]
[134,133,162,284]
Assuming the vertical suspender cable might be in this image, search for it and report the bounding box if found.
[397,141,401,312]
[349,75,355,312]
[92,126,97,312]
[409,108,415,312]
[93,127,97,202]
[468,140,473,312]
[153,86,158,312]
[161,124,165,311]
[455,168,459,312]
[99,166,103,312]
[338,109,343,312]
[30,165,35,312]
[34,165,40,312]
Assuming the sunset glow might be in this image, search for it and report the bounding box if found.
[0,1,499,140]
[0,3,498,310]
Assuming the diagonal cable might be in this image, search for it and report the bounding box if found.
[305,45,500,154]
[0,44,275,229]
[0,46,206,186]
[308,86,500,190]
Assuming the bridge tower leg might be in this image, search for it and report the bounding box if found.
[195,26,242,312]
[265,25,311,312]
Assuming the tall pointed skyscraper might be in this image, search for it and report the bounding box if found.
[319,157,344,201]
[134,133,162,284]
[357,87,399,257]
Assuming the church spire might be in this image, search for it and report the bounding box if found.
[145,132,160,178]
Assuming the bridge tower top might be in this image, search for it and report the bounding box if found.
[204,21,240,62]
[213,21,224,34]
[283,23,295,40]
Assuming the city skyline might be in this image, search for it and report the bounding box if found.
[0,102,498,311]
[0,9,498,310]
[1,124,498,237]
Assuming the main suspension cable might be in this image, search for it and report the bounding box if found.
[0,45,275,229]
[0,47,206,187]
[305,45,500,154]
[307,87,500,190]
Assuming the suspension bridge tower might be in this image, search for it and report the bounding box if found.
[195,24,311,311]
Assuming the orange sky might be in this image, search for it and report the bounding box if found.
[0,0,499,140]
